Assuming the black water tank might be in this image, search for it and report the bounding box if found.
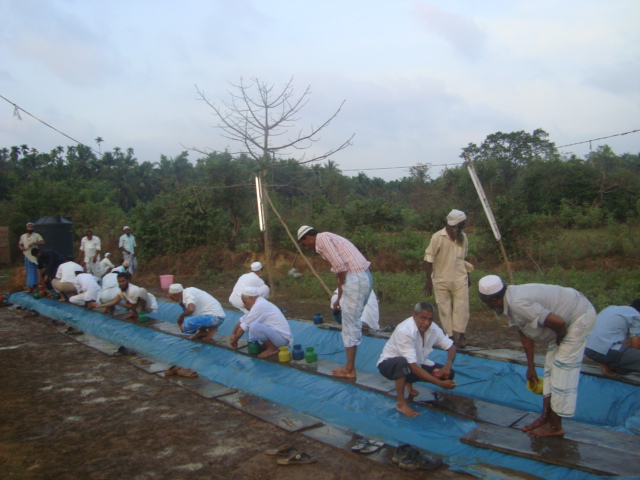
[31,216,74,261]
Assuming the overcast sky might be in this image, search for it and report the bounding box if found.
[1,0,639,180]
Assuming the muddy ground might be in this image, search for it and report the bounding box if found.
[0,266,521,480]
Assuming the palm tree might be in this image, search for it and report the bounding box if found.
[95,137,104,154]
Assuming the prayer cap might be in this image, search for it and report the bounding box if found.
[251,262,263,272]
[447,209,466,226]
[104,252,110,258]
[168,284,183,294]
[242,286,259,297]
[26,222,34,227]
[478,275,504,295]
[123,226,130,231]
[297,225,313,241]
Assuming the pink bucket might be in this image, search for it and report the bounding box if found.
[159,275,174,290]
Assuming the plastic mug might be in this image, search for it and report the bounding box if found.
[313,313,323,325]
[292,344,304,361]
[278,346,291,362]
[526,377,544,395]
[248,341,262,355]
[305,346,318,363]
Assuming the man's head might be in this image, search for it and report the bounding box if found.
[478,275,507,314]
[117,272,130,291]
[250,262,263,274]
[445,209,466,243]
[123,226,131,236]
[297,225,318,250]
[122,260,130,268]
[412,302,435,333]
[86,229,93,239]
[31,247,41,257]
[240,286,259,311]
[167,283,184,302]
[26,222,34,233]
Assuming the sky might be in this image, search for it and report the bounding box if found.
[1,0,639,181]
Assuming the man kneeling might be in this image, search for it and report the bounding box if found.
[229,286,293,358]
[167,283,225,340]
[89,272,157,319]
[377,302,456,417]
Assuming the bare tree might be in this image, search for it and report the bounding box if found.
[195,77,354,295]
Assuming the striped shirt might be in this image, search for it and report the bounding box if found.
[315,232,370,274]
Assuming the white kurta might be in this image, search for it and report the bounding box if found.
[229,272,270,312]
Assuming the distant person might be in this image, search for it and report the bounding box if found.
[423,209,472,348]
[478,275,595,438]
[69,271,102,307]
[18,222,44,293]
[52,260,83,302]
[98,253,115,278]
[89,272,157,320]
[31,247,64,292]
[331,289,380,332]
[585,300,640,377]
[167,284,225,340]
[78,229,101,276]
[298,225,372,378]
[119,226,137,275]
[111,260,130,275]
[229,286,293,358]
[229,261,270,312]
[377,302,456,417]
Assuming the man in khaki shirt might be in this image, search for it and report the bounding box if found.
[423,209,472,347]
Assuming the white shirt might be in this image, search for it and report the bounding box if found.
[229,272,270,311]
[182,287,225,318]
[80,236,101,261]
[73,273,102,300]
[119,234,136,255]
[377,316,453,367]
[331,289,379,330]
[120,283,158,312]
[101,272,119,290]
[98,257,114,277]
[55,261,84,283]
[240,297,293,344]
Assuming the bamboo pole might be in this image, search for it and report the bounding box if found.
[262,187,333,297]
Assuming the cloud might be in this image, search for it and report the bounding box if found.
[411,2,486,59]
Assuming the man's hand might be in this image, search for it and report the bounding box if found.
[423,277,433,296]
[229,334,238,350]
[526,365,538,383]
[439,379,456,389]
[87,302,99,310]
[440,365,452,380]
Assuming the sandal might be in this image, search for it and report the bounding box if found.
[163,365,180,376]
[176,368,198,378]
[265,444,297,456]
[277,452,317,465]
[358,441,384,455]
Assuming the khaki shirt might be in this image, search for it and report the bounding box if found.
[19,232,44,264]
[424,228,468,283]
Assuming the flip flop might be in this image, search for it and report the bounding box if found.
[351,439,370,452]
[265,444,297,456]
[163,365,180,376]
[358,441,384,455]
[277,452,317,466]
[176,368,198,378]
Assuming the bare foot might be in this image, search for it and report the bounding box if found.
[522,415,548,432]
[58,298,67,303]
[332,367,357,378]
[456,333,466,348]
[258,348,279,358]
[527,423,564,438]
[598,362,619,378]
[396,404,419,417]
[123,312,138,320]
[406,386,419,398]
[189,330,207,340]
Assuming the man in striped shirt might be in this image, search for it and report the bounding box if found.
[298,226,373,378]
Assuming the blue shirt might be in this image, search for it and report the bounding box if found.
[586,305,640,355]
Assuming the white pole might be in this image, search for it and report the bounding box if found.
[255,175,265,232]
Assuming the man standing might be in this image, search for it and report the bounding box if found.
[78,229,101,277]
[52,260,83,302]
[331,289,380,332]
[478,275,596,438]
[18,222,44,293]
[166,284,225,340]
[70,271,102,307]
[229,261,270,312]
[585,300,640,376]
[31,247,64,292]
[89,272,157,319]
[377,302,456,417]
[424,209,472,348]
[229,286,293,358]
[119,226,137,276]
[298,226,372,378]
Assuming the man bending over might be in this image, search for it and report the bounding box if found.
[166,283,225,340]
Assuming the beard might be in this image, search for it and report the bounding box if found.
[119,284,128,292]
[493,306,504,316]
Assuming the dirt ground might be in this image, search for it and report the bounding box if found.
[0,268,487,480]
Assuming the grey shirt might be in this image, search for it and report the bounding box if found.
[586,305,640,355]
[504,284,593,343]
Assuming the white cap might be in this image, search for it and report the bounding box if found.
[478,275,504,295]
[168,284,183,294]
[250,262,263,272]
[447,209,467,226]
[242,286,259,297]
[297,225,313,241]
[105,252,111,258]
[26,222,34,227]
[123,226,130,231]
